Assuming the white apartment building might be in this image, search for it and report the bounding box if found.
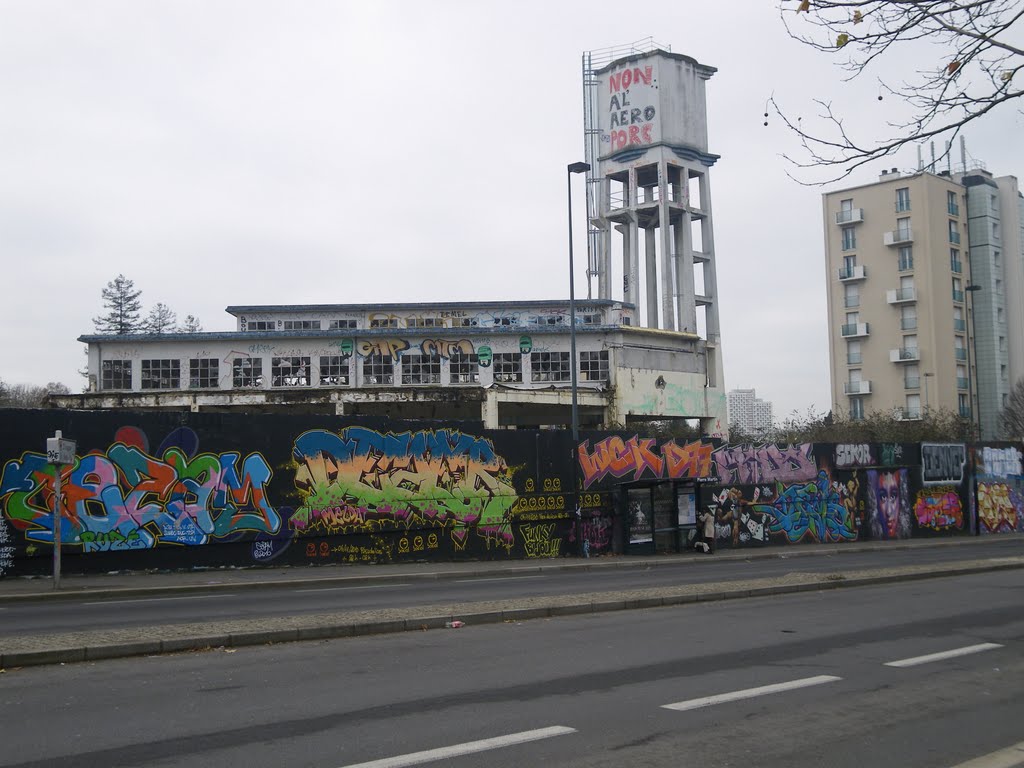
[823,164,1024,438]
[727,388,773,437]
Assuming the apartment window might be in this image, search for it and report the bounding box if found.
[1001,364,1008,382]
[329,319,357,330]
[401,354,441,384]
[906,394,921,418]
[896,217,911,239]
[406,317,444,328]
[271,356,311,387]
[369,317,399,329]
[992,221,1001,241]
[946,190,959,216]
[948,219,960,244]
[904,364,920,389]
[895,187,911,212]
[580,351,610,382]
[189,358,219,388]
[900,306,917,331]
[141,359,180,390]
[493,353,522,383]
[897,246,913,271]
[950,248,961,273]
[844,283,859,308]
[902,335,918,359]
[954,307,965,331]
[232,358,263,388]
[850,398,865,420]
[248,321,275,331]
[449,351,479,384]
[991,194,999,212]
[363,354,394,384]
[959,393,970,418]
[282,320,319,331]
[841,226,857,251]
[953,276,964,302]
[847,340,862,365]
[101,360,132,390]
[319,355,351,386]
[531,351,571,382]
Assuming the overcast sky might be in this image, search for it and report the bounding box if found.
[2,1,1022,420]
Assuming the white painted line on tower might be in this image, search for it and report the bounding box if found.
[83,593,237,606]
[337,725,577,768]
[943,739,1024,768]
[661,675,842,712]
[884,643,1003,668]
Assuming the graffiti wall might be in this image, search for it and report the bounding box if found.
[0,409,1016,576]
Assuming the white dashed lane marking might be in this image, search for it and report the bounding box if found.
[661,675,842,712]
[884,643,1003,668]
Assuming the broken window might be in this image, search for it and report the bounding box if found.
[406,317,444,328]
[271,356,311,387]
[329,319,357,330]
[189,358,219,388]
[247,321,275,331]
[531,352,571,382]
[580,351,609,382]
[363,354,394,385]
[282,320,319,331]
[449,352,479,384]
[141,359,180,389]
[232,358,263,388]
[402,354,441,384]
[492,353,522,383]
[101,360,132,390]
[319,355,351,386]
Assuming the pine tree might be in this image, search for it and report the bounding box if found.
[93,274,143,334]
[144,302,178,335]
[180,314,203,333]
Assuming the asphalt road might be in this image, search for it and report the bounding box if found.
[3,540,1023,638]
[1,566,1021,768]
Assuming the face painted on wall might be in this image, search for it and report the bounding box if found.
[878,470,900,537]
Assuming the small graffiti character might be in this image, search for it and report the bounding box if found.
[867,469,911,540]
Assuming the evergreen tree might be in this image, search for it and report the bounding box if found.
[144,302,178,335]
[180,314,203,333]
[93,274,143,335]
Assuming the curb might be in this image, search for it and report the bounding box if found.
[3,555,1022,670]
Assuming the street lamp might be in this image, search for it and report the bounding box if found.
[567,161,590,555]
[965,284,982,436]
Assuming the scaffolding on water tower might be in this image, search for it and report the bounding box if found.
[581,37,671,300]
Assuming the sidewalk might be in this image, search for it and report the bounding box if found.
[1,535,1022,669]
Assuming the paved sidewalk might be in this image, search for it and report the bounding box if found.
[1,535,1021,669]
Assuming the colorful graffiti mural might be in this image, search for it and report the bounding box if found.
[866,468,912,540]
[290,427,518,550]
[913,487,964,531]
[577,436,713,487]
[0,429,279,553]
[977,481,1022,533]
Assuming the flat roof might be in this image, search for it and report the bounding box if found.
[224,299,627,316]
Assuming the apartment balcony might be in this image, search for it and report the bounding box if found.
[904,376,921,389]
[955,348,967,360]
[897,256,914,271]
[951,260,962,274]
[887,287,916,304]
[948,202,960,216]
[838,265,866,281]
[835,208,864,224]
[890,347,920,362]
[847,352,863,364]
[901,317,918,330]
[959,406,972,418]
[952,290,965,302]
[841,322,870,338]
[897,407,923,421]
[884,229,914,246]
[950,231,961,245]
[954,318,966,331]
[957,377,969,389]
[843,380,872,395]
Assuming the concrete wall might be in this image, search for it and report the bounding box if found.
[1,409,1019,577]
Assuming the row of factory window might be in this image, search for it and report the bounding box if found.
[100,351,611,391]
[241,314,604,332]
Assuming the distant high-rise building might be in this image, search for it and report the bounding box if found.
[822,163,1024,439]
[727,388,773,437]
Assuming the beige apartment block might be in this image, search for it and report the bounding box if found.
[823,169,975,422]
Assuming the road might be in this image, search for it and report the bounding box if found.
[2,540,1021,638]
[1,565,1021,768]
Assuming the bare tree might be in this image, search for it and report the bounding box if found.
[0,380,70,408]
[93,274,144,334]
[775,1,1023,182]
[999,378,1024,438]
[144,302,178,335]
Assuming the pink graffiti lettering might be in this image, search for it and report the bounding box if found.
[712,444,817,485]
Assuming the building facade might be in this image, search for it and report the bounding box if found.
[57,300,728,435]
[726,388,773,437]
[823,165,1024,438]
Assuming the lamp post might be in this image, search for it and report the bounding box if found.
[965,284,982,438]
[567,161,590,556]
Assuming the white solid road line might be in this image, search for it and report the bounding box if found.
[884,643,1004,668]
[454,575,546,583]
[338,725,577,768]
[945,739,1024,768]
[662,675,842,712]
[83,593,238,606]
[295,584,405,593]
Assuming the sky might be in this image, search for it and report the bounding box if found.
[2,0,1022,420]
